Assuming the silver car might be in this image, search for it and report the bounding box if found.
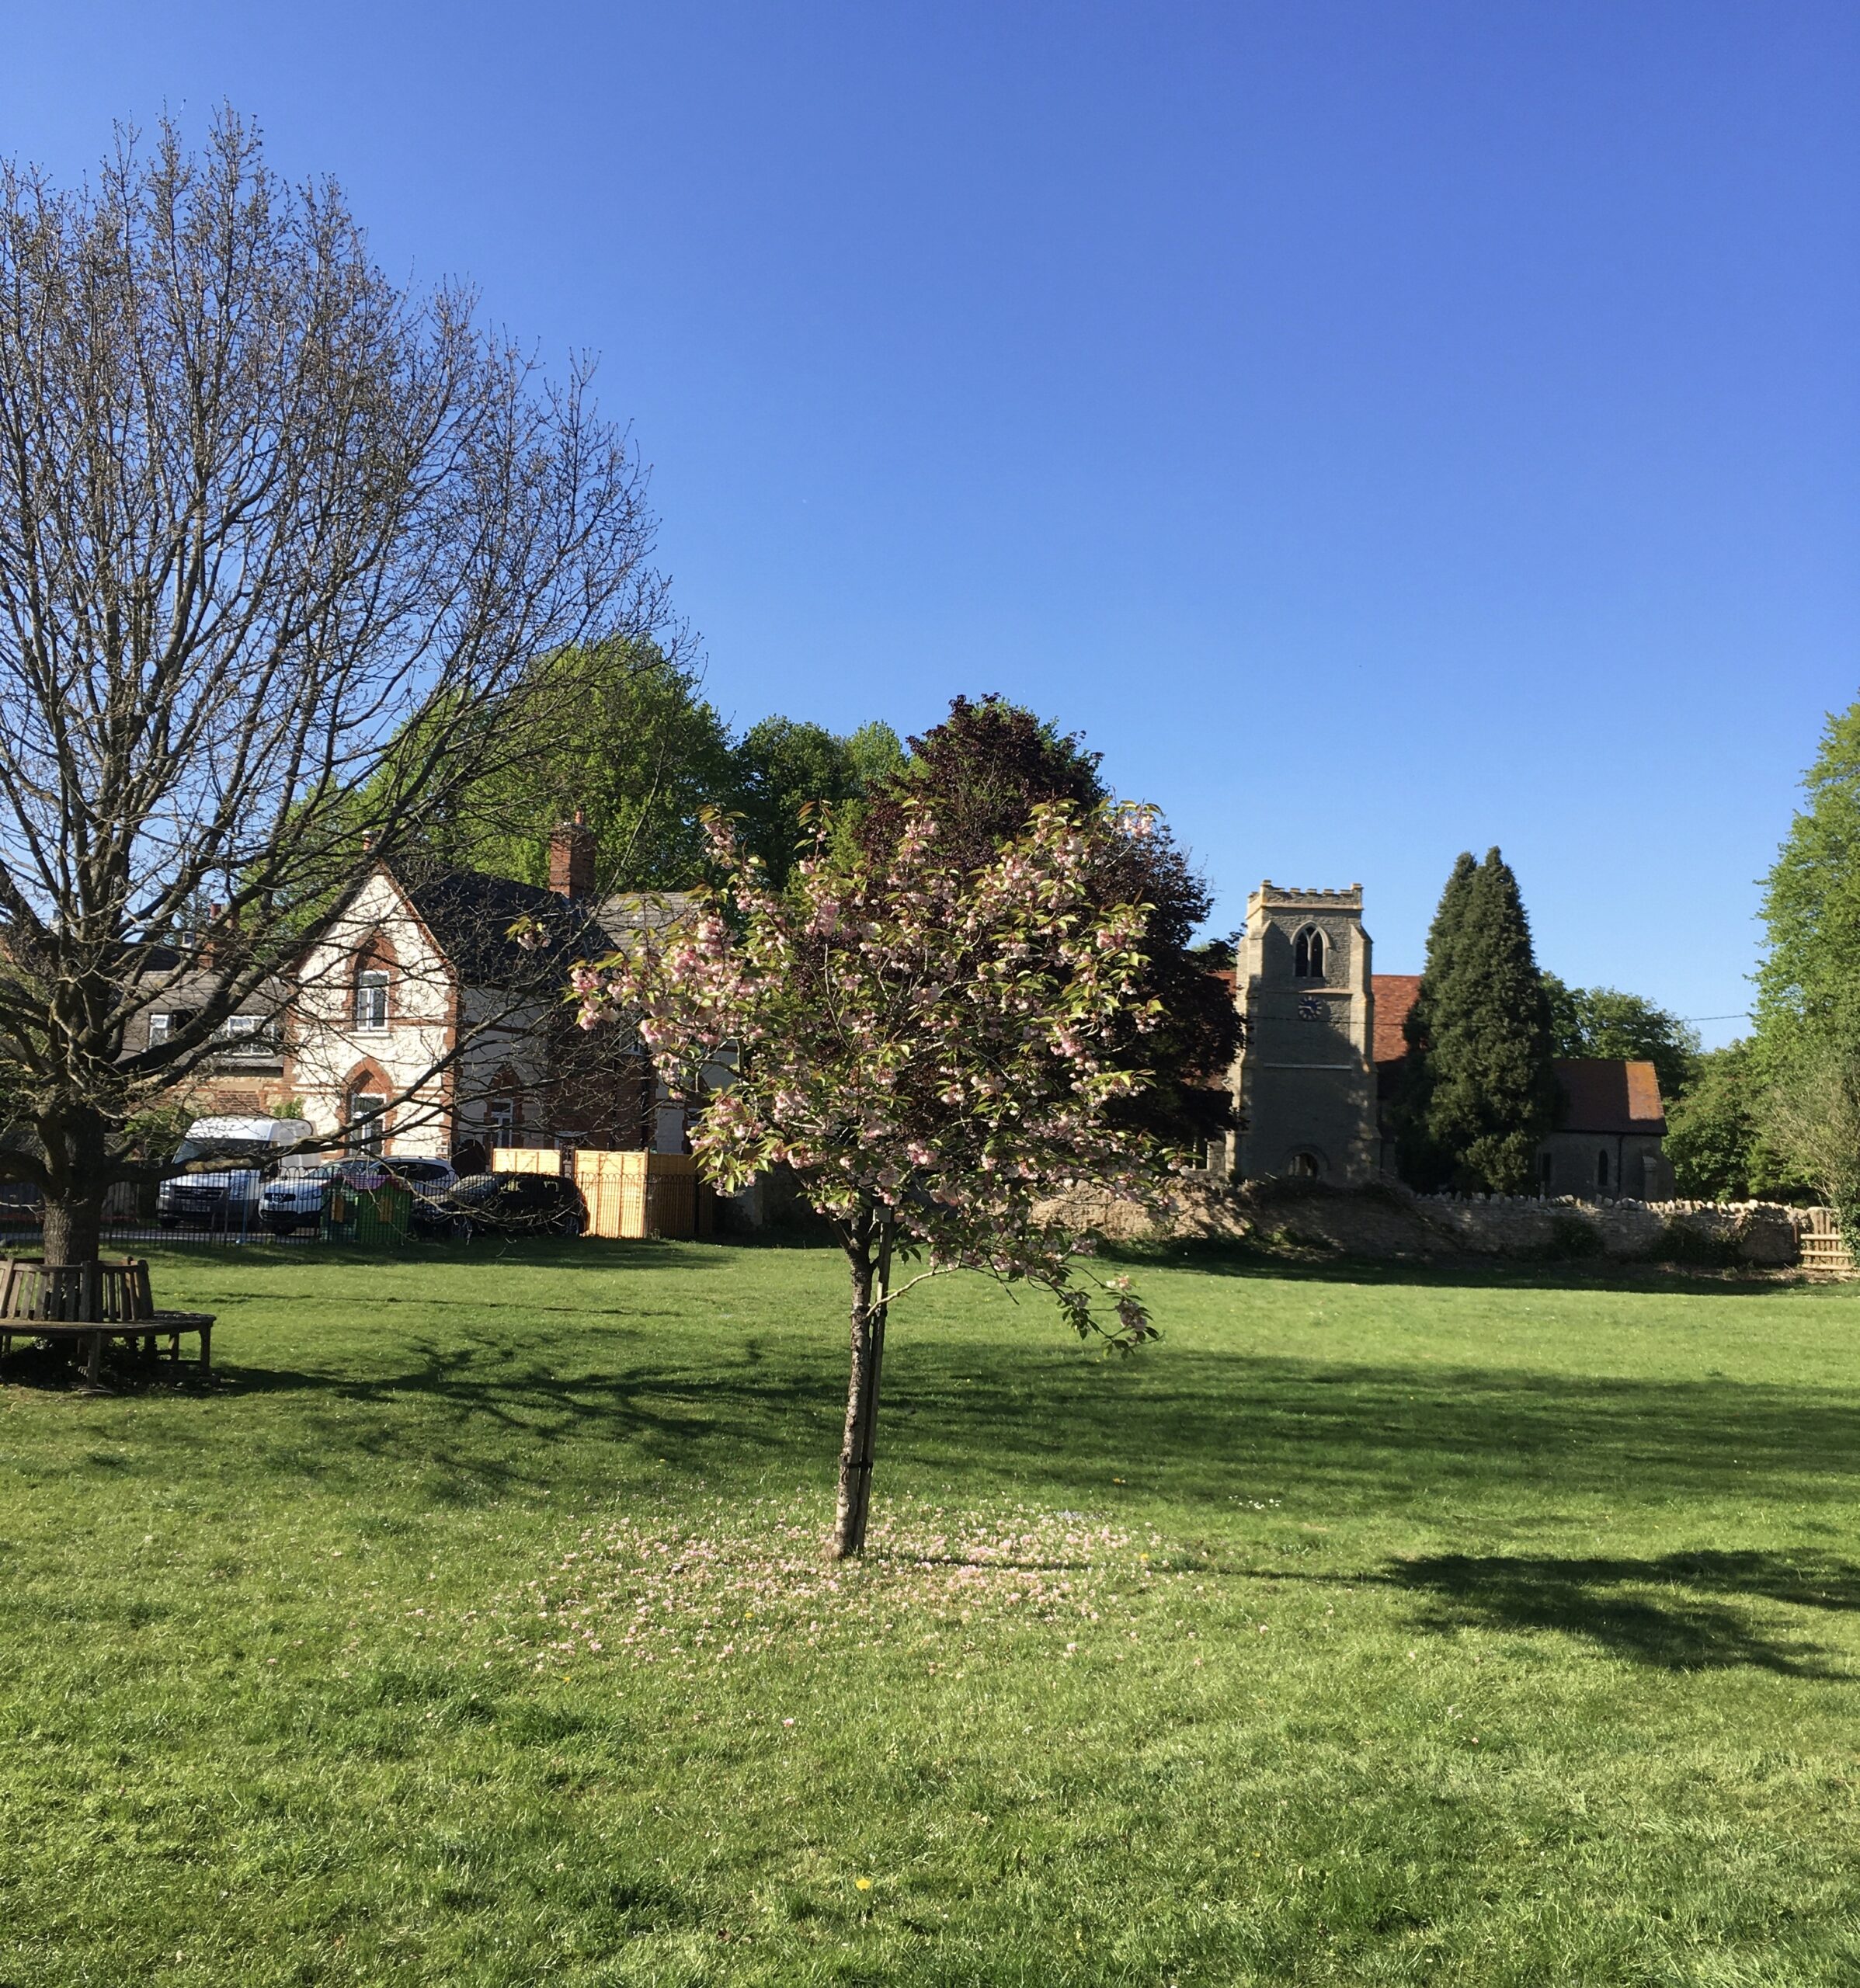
[259,1156,460,1236]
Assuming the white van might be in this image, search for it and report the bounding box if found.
[157,1117,315,1231]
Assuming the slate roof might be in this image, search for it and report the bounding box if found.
[398,868,588,984]
[591,889,697,952]
[393,864,694,986]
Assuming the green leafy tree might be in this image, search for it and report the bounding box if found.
[440,641,732,891]
[728,718,907,885]
[1751,700,1860,1234]
[1764,1041,1860,1236]
[1541,976,1701,1104]
[1755,701,1860,1049]
[1664,1041,1799,1202]
[1396,850,1556,1193]
[857,696,1237,1147]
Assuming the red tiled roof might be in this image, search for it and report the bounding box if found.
[1369,975,1664,1134]
[1555,1057,1666,1134]
[1372,975,1421,1065]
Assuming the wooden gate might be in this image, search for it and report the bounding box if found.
[1797,1208,1855,1274]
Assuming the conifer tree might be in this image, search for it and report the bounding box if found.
[1394,850,1556,1192]
[1390,851,1477,1188]
[1434,851,1558,1190]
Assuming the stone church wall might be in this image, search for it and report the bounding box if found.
[1038,1176,1813,1268]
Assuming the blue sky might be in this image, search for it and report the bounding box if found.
[5,2,1855,1042]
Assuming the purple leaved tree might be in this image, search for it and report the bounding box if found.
[575,796,1179,1557]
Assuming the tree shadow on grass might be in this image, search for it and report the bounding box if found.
[1383,1547,1860,1677]
[200,1322,854,1502]
[1118,1236,1830,1298]
[188,1329,1860,1531]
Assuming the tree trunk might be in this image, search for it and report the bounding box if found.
[830,1216,892,1559]
[41,1190,105,1268]
[39,1105,110,1269]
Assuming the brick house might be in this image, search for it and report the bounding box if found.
[122,946,293,1118]
[283,819,689,1166]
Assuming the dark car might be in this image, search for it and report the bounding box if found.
[443,1171,588,1239]
[382,1158,462,1235]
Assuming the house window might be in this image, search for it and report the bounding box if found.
[488,1099,516,1147]
[1540,1152,1554,1193]
[1293,926,1326,980]
[216,1014,269,1057]
[1596,1149,1610,1190]
[148,1013,172,1047]
[347,1089,387,1156]
[355,968,389,1033]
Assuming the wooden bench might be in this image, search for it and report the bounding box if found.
[0,1257,215,1383]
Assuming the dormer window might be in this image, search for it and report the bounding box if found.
[355,968,389,1033]
[1293,926,1326,980]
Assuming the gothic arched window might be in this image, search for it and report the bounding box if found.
[1293,926,1326,980]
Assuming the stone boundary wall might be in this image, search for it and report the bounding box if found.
[1039,1176,1834,1269]
[1406,1193,1806,1267]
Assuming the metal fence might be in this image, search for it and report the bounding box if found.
[0,1180,405,1251]
[0,1152,721,1252]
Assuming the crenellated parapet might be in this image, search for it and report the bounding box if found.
[1254,882,1363,907]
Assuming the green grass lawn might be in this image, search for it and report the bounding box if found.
[2,1239,1858,1986]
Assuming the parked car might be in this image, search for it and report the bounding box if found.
[443,1170,588,1239]
[258,1159,340,1236]
[159,1116,314,1230]
[259,1156,460,1236]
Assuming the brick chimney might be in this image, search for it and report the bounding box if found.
[549,810,596,898]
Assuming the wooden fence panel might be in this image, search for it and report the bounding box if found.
[572,1149,645,1239]
[492,1147,708,1241]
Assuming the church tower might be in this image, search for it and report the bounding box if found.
[1224,882,1378,1184]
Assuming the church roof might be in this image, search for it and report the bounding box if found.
[1555,1057,1666,1134]
[1370,976,1665,1131]
[1372,974,1421,1063]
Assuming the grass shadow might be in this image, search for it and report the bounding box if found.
[1113,1236,1818,1297]
[1385,1547,1860,1676]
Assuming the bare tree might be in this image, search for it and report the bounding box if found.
[0,112,676,1262]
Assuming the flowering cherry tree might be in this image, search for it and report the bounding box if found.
[575,796,1178,1556]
